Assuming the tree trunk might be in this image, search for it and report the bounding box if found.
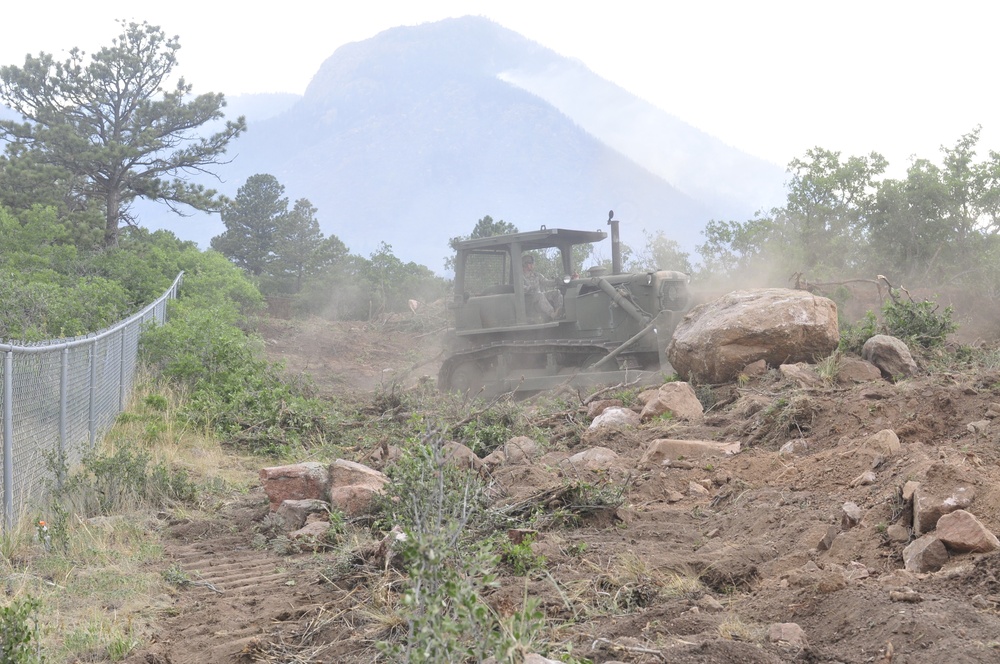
[104,188,120,248]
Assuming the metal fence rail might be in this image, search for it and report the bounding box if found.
[0,272,183,531]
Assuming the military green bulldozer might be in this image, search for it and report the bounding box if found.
[439,215,691,397]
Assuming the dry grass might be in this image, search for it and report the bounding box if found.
[0,372,260,661]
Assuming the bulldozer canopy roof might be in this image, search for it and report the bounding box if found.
[455,228,608,252]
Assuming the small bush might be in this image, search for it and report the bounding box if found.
[839,310,878,354]
[839,292,957,354]
[0,595,43,663]
[882,293,957,348]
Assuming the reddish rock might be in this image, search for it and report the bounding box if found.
[260,462,330,512]
[836,358,883,384]
[482,436,540,470]
[586,399,624,419]
[935,510,1000,553]
[329,459,388,490]
[288,519,332,545]
[442,441,482,472]
[913,485,975,535]
[329,485,382,517]
[779,363,822,388]
[768,622,808,648]
[841,502,862,530]
[862,429,900,457]
[638,439,740,467]
[862,335,919,380]
[639,382,704,422]
[902,535,949,573]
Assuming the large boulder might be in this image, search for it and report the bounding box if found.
[667,289,839,384]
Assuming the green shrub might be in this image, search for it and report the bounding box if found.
[839,310,878,354]
[141,304,328,455]
[51,442,197,517]
[379,430,544,662]
[0,595,43,663]
[881,294,957,348]
[457,402,525,456]
[839,291,957,353]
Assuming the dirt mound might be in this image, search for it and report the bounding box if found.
[128,317,1000,663]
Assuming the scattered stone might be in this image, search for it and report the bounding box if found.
[817,525,838,551]
[275,499,329,531]
[288,519,331,547]
[667,288,839,384]
[889,588,923,603]
[688,481,710,497]
[902,480,920,502]
[779,439,810,456]
[817,571,847,593]
[260,462,331,511]
[329,485,382,517]
[850,471,876,487]
[369,443,402,465]
[913,484,975,535]
[967,420,990,438]
[567,446,619,471]
[638,438,740,466]
[845,561,870,581]
[768,622,808,649]
[523,654,561,664]
[586,399,623,419]
[779,362,823,388]
[500,437,540,465]
[697,595,725,612]
[877,569,918,588]
[836,358,883,384]
[589,407,641,430]
[861,335,919,380]
[902,535,949,573]
[862,429,900,457]
[442,441,482,472]
[886,524,910,542]
[842,502,862,530]
[639,381,705,422]
[972,594,992,609]
[935,510,1000,553]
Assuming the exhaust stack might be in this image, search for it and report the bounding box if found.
[608,210,621,275]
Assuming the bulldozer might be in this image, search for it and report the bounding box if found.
[439,214,691,396]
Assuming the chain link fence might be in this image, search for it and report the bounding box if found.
[0,273,183,531]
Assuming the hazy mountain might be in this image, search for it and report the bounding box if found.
[13,17,788,272]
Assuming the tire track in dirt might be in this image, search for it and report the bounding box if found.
[133,499,352,664]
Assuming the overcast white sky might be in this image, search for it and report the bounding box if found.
[3,1,997,175]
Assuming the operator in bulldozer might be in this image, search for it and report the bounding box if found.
[521,253,563,321]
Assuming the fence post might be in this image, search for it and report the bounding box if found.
[59,347,68,490]
[89,341,97,449]
[3,350,13,533]
[118,327,126,411]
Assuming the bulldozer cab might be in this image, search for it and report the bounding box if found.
[451,228,606,332]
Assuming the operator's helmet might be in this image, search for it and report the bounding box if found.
[521,254,535,266]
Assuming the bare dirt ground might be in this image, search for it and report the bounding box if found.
[130,315,1000,664]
